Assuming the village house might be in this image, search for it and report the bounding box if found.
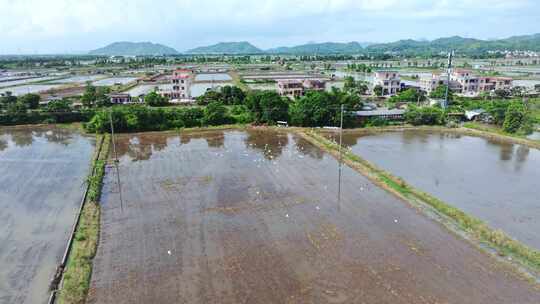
[420,73,449,94]
[420,70,513,96]
[451,69,513,96]
[373,71,401,96]
[108,93,131,104]
[161,68,194,100]
[277,79,326,99]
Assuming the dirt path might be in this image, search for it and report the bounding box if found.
[88,130,539,304]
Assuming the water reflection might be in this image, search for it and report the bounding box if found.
[245,129,289,160]
[0,127,75,150]
[322,132,357,148]
[117,133,169,161]
[0,126,93,303]
[341,130,540,249]
[181,131,225,148]
[295,136,324,159]
[117,131,226,161]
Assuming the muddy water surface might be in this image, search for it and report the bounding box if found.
[89,129,538,304]
[0,126,94,304]
[327,130,540,249]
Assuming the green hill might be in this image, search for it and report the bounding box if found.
[89,42,179,56]
[267,42,370,54]
[366,34,540,55]
[186,42,263,54]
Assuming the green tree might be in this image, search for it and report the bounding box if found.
[47,99,71,112]
[18,93,40,109]
[343,76,356,92]
[81,83,97,107]
[373,85,383,96]
[0,91,17,106]
[220,86,245,105]
[196,90,222,105]
[502,101,527,133]
[203,101,230,125]
[288,89,361,128]
[389,88,425,103]
[494,89,511,99]
[404,106,445,126]
[144,91,168,107]
[429,85,454,100]
[245,91,289,124]
[6,101,28,114]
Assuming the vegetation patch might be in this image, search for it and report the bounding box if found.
[298,129,540,275]
[57,134,110,304]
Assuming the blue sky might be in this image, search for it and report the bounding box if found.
[0,0,539,54]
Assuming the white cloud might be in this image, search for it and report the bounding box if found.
[0,0,537,53]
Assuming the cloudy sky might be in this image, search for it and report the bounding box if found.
[0,0,538,54]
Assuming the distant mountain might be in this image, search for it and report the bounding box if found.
[89,42,179,56]
[186,42,263,54]
[267,42,371,54]
[366,34,540,55]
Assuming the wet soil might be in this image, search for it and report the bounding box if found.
[0,126,94,304]
[88,129,539,304]
[324,129,540,249]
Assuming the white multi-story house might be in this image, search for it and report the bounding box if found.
[277,79,326,99]
[161,68,193,100]
[421,69,513,97]
[373,71,401,96]
[420,73,448,94]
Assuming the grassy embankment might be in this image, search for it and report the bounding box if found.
[57,133,110,304]
[229,70,250,92]
[298,129,540,276]
[462,122,540,147]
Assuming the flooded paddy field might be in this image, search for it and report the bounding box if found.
[92,77,138,86]
[0,84,64,96]
[325,130,540,249]
[0,126,95,304]
[88,129,538,304]
[194,73,232,81]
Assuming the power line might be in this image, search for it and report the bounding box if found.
[109,109,124,212]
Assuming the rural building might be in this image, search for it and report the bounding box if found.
[277,79,326,99]
[355,108,405,123]
[420,73,449,94]
[373,71,401,96]
[161,68,194,100]
[451,69,513,96]
[108,93,131,104]
[420,70,513,96]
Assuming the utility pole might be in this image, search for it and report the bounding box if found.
[337,104,344,210]
[109,109,123,211]
[444,50,454,109]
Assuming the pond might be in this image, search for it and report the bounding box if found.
[191,82,233,97]
[0,84,64,96]
[53,75,104,84]
[0,76,60,88]
[0,126,95,303]
[194,73,232,81]
[92,77,138,86]
[325,130,540,249]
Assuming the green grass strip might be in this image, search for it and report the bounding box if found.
[57,134,110,304]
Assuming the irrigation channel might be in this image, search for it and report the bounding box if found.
[323,129,540,250]
[88,129,539,304]
[0,126,95,304]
